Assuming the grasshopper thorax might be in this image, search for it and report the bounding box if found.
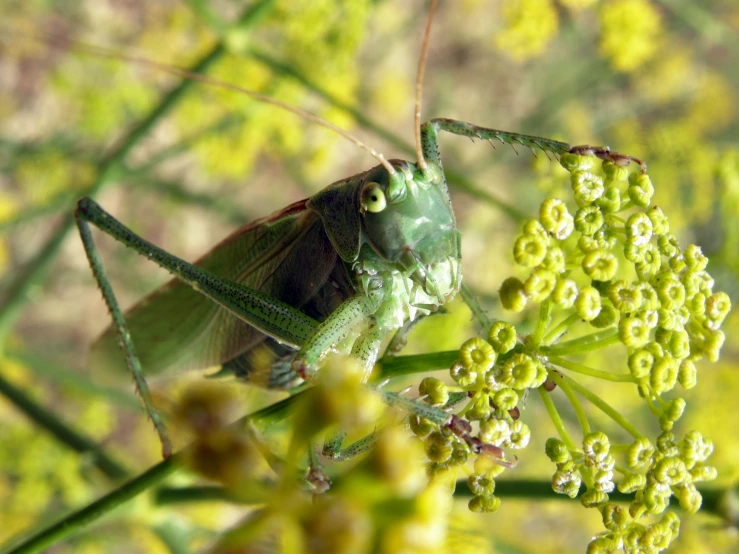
[308,159,461,319]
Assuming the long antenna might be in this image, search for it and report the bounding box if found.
[414,0,438,171]
[20,32,397,175]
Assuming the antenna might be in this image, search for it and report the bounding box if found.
[414,0,438,171]
[16,32,397,175]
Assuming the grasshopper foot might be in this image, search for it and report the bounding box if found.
[306,466,332,494]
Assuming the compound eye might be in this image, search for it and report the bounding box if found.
[360,182,387,213]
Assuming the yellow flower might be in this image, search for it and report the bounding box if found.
[599,0,662,72]
[560,0,600,9]
[495,0,559,60]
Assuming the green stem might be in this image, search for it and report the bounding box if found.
[123,113,245,177]
[542,329,620,356]
[128,175,253,225]
[563,375,646,441]
[375,350,459,379]
[6,351,141,411]
[3,456,178,554]
[549,356,636,383]
[0,0,276,345]
[153,485,266,506]
[541,313,580,346]
[156,479,739,526]
[548,371,591,436]
[644,391,663,417]
[538,387,577,451]
[0,368,130,480]
[0,193,76,232]
[460,283,492,330]
[531,300,553,347]
[2,389,303,554]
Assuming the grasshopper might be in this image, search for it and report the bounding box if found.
[67,1,646,463]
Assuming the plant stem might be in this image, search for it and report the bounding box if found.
[4,457,178,554]
[7,350,140,410]
[541,313,581,346]
[531,300,553,347]
[155,479,739,526]
[460,283,492,330]
[564,375,646,441]
[375,350,459,379]
[538,387,577,452]
[0,368,130,480]
[548,371,591,436]
[543,329,620,356]
[549,356,636,383]
[2,389,304,554]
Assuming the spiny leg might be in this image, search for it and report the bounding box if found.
[318,320,383,463]
[324,430,377,462]
[76,198,319,348]
[421,118,647,173]
[75,212,172,458]
[292,294,382,379]
[76,198,478,471]
[75,197,319,457]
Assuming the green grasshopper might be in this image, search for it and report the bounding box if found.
[72,2,642,462]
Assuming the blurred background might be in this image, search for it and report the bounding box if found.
[0,0,737,552]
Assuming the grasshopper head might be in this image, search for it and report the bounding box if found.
[358,160,461,304]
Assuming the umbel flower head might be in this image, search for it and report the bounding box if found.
[412,151,728,553]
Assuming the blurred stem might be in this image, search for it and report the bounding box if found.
[124,113,246,176]
[563,375,646,441]
[0,0,276,346]
[548,371,591,436]
[0,368,130,480]
[128,175,253,225]
[654,0,736,51]
[151,521,193,554]
[7,350,140,410]
[549,356,636,383]
[455,480,737,524]
[0,116,248,233]
[542,329,620,356]
[0,192,76,232]
[3,390,303,554]
[154,485,263,505]
[152,480,739,526]
[3,456,179,554]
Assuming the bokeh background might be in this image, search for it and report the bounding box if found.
[1,0,738,552]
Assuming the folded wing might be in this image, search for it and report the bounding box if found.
[90,200,340,379]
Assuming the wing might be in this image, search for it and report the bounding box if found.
[89,200,340,378]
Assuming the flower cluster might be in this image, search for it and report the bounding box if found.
[412,151,729,552]
[409,321,548,513]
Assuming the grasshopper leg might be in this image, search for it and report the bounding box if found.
[322,430,377,462]
[291,295,383,380]
[421,118,647,175]
[75,197,321,455]
[75,210,172,458]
